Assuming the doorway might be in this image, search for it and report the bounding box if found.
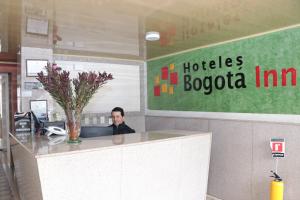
[0,74,10,157]
[0,73,16,200]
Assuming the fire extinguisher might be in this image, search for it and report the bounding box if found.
[270,170,284,200]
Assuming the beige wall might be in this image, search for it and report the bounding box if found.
[145,116,300,200]
[19,48,146,131]
[0,0,9,52]
[19,1,146,133]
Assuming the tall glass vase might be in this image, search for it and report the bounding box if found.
[65,109,81,144]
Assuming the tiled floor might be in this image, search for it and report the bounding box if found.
[0,153,15,200]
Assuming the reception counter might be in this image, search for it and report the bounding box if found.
[10,130,211,200]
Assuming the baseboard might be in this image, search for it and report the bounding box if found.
[207,194,222,200]
[0,138,3,150]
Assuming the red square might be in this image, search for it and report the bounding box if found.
[168,26,176,36]
[161,67,168,80]
[154,85,160,96]
[160,33,169,46]
[170,72,178,85]
[272,142,283,152]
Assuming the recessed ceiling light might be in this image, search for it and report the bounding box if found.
[145,31,160,41]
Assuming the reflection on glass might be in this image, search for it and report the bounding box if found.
[30,100,48,120]
[48,135,67,146]
[112,134,125,145]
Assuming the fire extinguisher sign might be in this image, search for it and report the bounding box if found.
[270,138,285,158]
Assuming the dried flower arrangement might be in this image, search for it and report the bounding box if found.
[37,63,113,143]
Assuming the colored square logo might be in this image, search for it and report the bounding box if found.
[154,63,178,97]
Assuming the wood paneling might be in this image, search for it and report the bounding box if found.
[0,53,17,62]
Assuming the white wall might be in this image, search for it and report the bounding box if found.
[145,116,300,200]
[55,60,141,113]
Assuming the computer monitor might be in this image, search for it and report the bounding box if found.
[80,126,113,138]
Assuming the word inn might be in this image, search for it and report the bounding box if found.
[255,65,296,88]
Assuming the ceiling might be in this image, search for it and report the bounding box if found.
[1,0,300,59]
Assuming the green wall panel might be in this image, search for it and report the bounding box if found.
[147,27,300,114]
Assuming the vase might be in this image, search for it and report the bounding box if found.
[65,109,81,144]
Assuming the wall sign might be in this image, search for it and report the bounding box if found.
[26,17,49,36]
[30,100,48,120]
[26,59,48,77]
[147,27,300,114]
[270,138,285,158]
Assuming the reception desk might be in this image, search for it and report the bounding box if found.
[10,130,211,200]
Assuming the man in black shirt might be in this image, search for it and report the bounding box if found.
[110,107,135,135]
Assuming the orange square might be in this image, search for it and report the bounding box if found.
[169,85,174,94]
[155,75,160,85]
[169,63,175,71]
[161,84,168,93]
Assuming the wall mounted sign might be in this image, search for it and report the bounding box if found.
[30,100,48,120]
[270,138,285,158]
[26,59,48,77]
[24,82,43,90]
[26,17,49,36]
[147,27,300,114]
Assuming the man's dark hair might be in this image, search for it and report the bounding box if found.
[111,107,124,117]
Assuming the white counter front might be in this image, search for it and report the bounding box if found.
[10,130,211,200]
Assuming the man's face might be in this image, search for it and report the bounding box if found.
[111,111,124,126]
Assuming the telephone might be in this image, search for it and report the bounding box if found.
[46,126,67,137]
